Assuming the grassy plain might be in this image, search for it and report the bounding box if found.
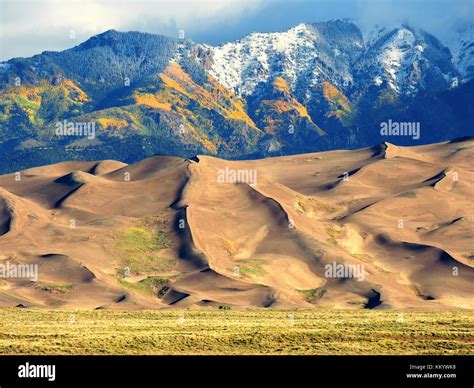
[0,309,472,355]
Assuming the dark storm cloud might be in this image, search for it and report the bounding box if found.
[0,0,472,61]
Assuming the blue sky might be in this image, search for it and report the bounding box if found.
[0,0,472,60]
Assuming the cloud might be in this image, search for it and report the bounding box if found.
[0,0,265,60]
[355,0,473,41]
[0,0,472,60]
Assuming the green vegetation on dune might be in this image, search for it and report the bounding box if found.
[295,196,343,217]
[297,288,327,303]
[0,309,472,355]
[34,283,75,294]
[326,224,341,246]
[236,259,268,277]
[116,226,174,275]
[119,226,170,252]
[119,276,176,296]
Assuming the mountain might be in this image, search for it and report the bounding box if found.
[446,23,474,81]
[0,20,473,173]
[1,139,473,309]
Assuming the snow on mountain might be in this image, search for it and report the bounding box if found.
[0,20,472,172]
[446,23,474,81]
[358,27,425,93]
[207,20,365,98]
[353,26,459,97]
[363,24,389,47]
[208,23,320,96]
[207,20,462,100]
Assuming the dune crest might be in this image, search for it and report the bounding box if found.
[0,139,472,309]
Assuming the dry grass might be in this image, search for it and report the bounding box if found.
[0,309,472,355]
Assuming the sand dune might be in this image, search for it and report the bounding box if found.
[0,139,472,309]
[0,194,13,236]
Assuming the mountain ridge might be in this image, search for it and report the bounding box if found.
[0,19,473,173]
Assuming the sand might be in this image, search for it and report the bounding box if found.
[0,139,472,309]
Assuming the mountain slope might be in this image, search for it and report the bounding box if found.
[0,20,473,173]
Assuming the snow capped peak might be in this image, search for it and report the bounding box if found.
[290,22,313,33]
[206,20,463,99]
[356,25,457,94]
[445,23,474,81]
[208,23,319,95]
[373,27,419,91]
[364,25,388,46]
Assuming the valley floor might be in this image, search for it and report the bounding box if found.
[0,309,472,355]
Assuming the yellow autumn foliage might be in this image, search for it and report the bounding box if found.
[160,64,258,129]
[201,139,218,154]
[273,77,290,94]
[135,94,172,111]
[97,117,128,129]
[322,82,350,112]
[62,80,90,103]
